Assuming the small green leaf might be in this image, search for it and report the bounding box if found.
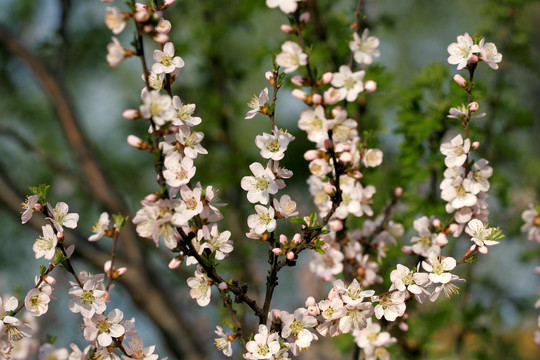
[39,265,47,276]
[290,217,307,226]
[112,213,129,231]
[28,184,50,203]
[466,255,478,263]
[309,212,317,226]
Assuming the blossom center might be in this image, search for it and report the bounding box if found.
[160,54,173,67]
[254,176,270,191]
[96,319,112,334]
[81,290,96,304]
[265,139,280,152]
[256,343,270,356]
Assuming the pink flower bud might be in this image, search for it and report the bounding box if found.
[399,322,409,332]
[122,109,140,119]
[280,24,295,34]
[265,71,274,83]
[271,309,282,320]
[287,251,295,260]
[218,282,228,290]
[469,54,479,63]
[312,93,322,104]
[143,24,153,33]
[115,267,127,277]
[432,218,441,228]
[168,256,183,269]
[272,248,282,256]
[328,287,339,299]
[318,326,329,337]
[305,296,317,307]
[156,19,172,34]
[339,152,352,163]
[323,138,333,150]
[321,72,333,84]
[401,245,412,255]
[350,170,363,179]
[304,149,319,161]
[279,234,288,245]
[471,141,480,150]
[33,203,42,212]
[291,89,307,101]
[453,74,467,88]
[292,233,302,244]
[153,33,169,44]
[394,187,403,198]
[329,219,343,232]
[468,102,479,112]
[57,231,64,240]
[364,80,377,93]
[299,12,310,23]
[534,266,540,275]
[323,183,336,196]
[145,193,157,202]
[127,135,143,148]
[291,75,305,86]
[448,223,459,233]
[321,243,330,252]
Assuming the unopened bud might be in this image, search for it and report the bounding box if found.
[534,266,540,275]
[34,203,42,212]
[394,187,403,198]
[292,233,302,244]
[432,218,441,228]
[453,74,467,88]
[291,75,305,86]
[127,135,143,148]
[471,141,480,150]
[312,93,322,104]
[143,24,153,33]
[401,245,412,255]
[57,231,64,240]
[299,12,310,23]
[218,282,228,290]
[305,296,317,307]
[286,251,295,260]
[329,219,343,232]
[122,109,140,119]
[399,322,409,332]
[153,33,169,44]
[271,309,282,320]
[323,183,336,196]
[469,54,479,63]
[145,193,157,202]
[291,89,308,101]
[339,152,352,163]
[350,170,363,179]
[304,150,319,161]
[364,80,377,93]
[168,255,184,269]
[265,71,274,86]
[321,72,333,84]
[323,87,341,105]
[272,248,282,256]
[448,223,459,233]
[321,243,330,252]
[279,234,288,245]
[468,102,479,112]
[280,24,295,34]
[323,138,333,150]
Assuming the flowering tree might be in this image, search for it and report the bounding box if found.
[0,0,539,359]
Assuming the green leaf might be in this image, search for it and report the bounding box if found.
[290,217,307,226]
[309,212,317,226]
[39,265,47,276]
[28,184,50,203]
[466,255,479,263]
[112,213,129,231]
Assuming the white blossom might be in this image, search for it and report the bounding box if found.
[447,32,474,70]
[187,267,212,307]
[152,42,185,74]
[349,29,380,65]
[89,212,110,242]
[241,162,278,205]
[331,65,365,102]
[83,309,125,347]
[245,88,269,120]
[276,41,307,73]
[33,224,58,260]
[266,0,299,14]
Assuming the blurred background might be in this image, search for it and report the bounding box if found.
[0,0,539,359]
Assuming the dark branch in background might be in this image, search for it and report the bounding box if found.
[0,23,209,360]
